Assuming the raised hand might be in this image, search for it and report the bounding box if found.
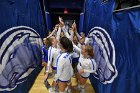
[54,24,59,31]
[72,20,77,32]
[59,16,64,27]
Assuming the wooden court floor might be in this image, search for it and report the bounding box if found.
[29,67,95,93]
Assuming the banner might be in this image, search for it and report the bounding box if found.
[0,0,45,92]
[45,11,52,31]
[44,0,52,31]
[79,12,85,33]
[84,0,140,93]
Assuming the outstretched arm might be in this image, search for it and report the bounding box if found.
[47,24,59,38]
[56,26,61,41]
[72,21,81,41]
[72,42,81,53]
[59,16,71,39]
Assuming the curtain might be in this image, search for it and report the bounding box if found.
[0,0,45,92]
[84,0,140,93]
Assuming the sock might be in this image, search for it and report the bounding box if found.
[67,88,71,93]
[79,85,85,93]
[77,84,81,90]
[80,85,85,88]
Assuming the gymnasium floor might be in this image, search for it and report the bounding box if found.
[29,67,95,93]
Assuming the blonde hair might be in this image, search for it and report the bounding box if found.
[44,38,53,49]
[85,45,94,58]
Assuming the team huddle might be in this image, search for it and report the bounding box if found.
[42,17,97,93]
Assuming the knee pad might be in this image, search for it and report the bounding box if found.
[80,85,85,89]
[80,88,85,93]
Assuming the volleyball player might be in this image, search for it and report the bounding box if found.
[44,25,62,93]
[53,37,74,93]
[73,43,97,93]
[42,37,54,91]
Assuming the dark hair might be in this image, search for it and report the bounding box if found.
[60,37,73,53]
[73,33,78,39]
[86,45,94,58]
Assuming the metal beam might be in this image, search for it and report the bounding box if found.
[113,5,140,13]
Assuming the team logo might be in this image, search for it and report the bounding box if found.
[88,27,118,84]
[0,26,43,91]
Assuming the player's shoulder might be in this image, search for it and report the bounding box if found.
[58,52,69,59]
[48,46,53,50]
[42,45,45,47]
[89,58,96,63]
